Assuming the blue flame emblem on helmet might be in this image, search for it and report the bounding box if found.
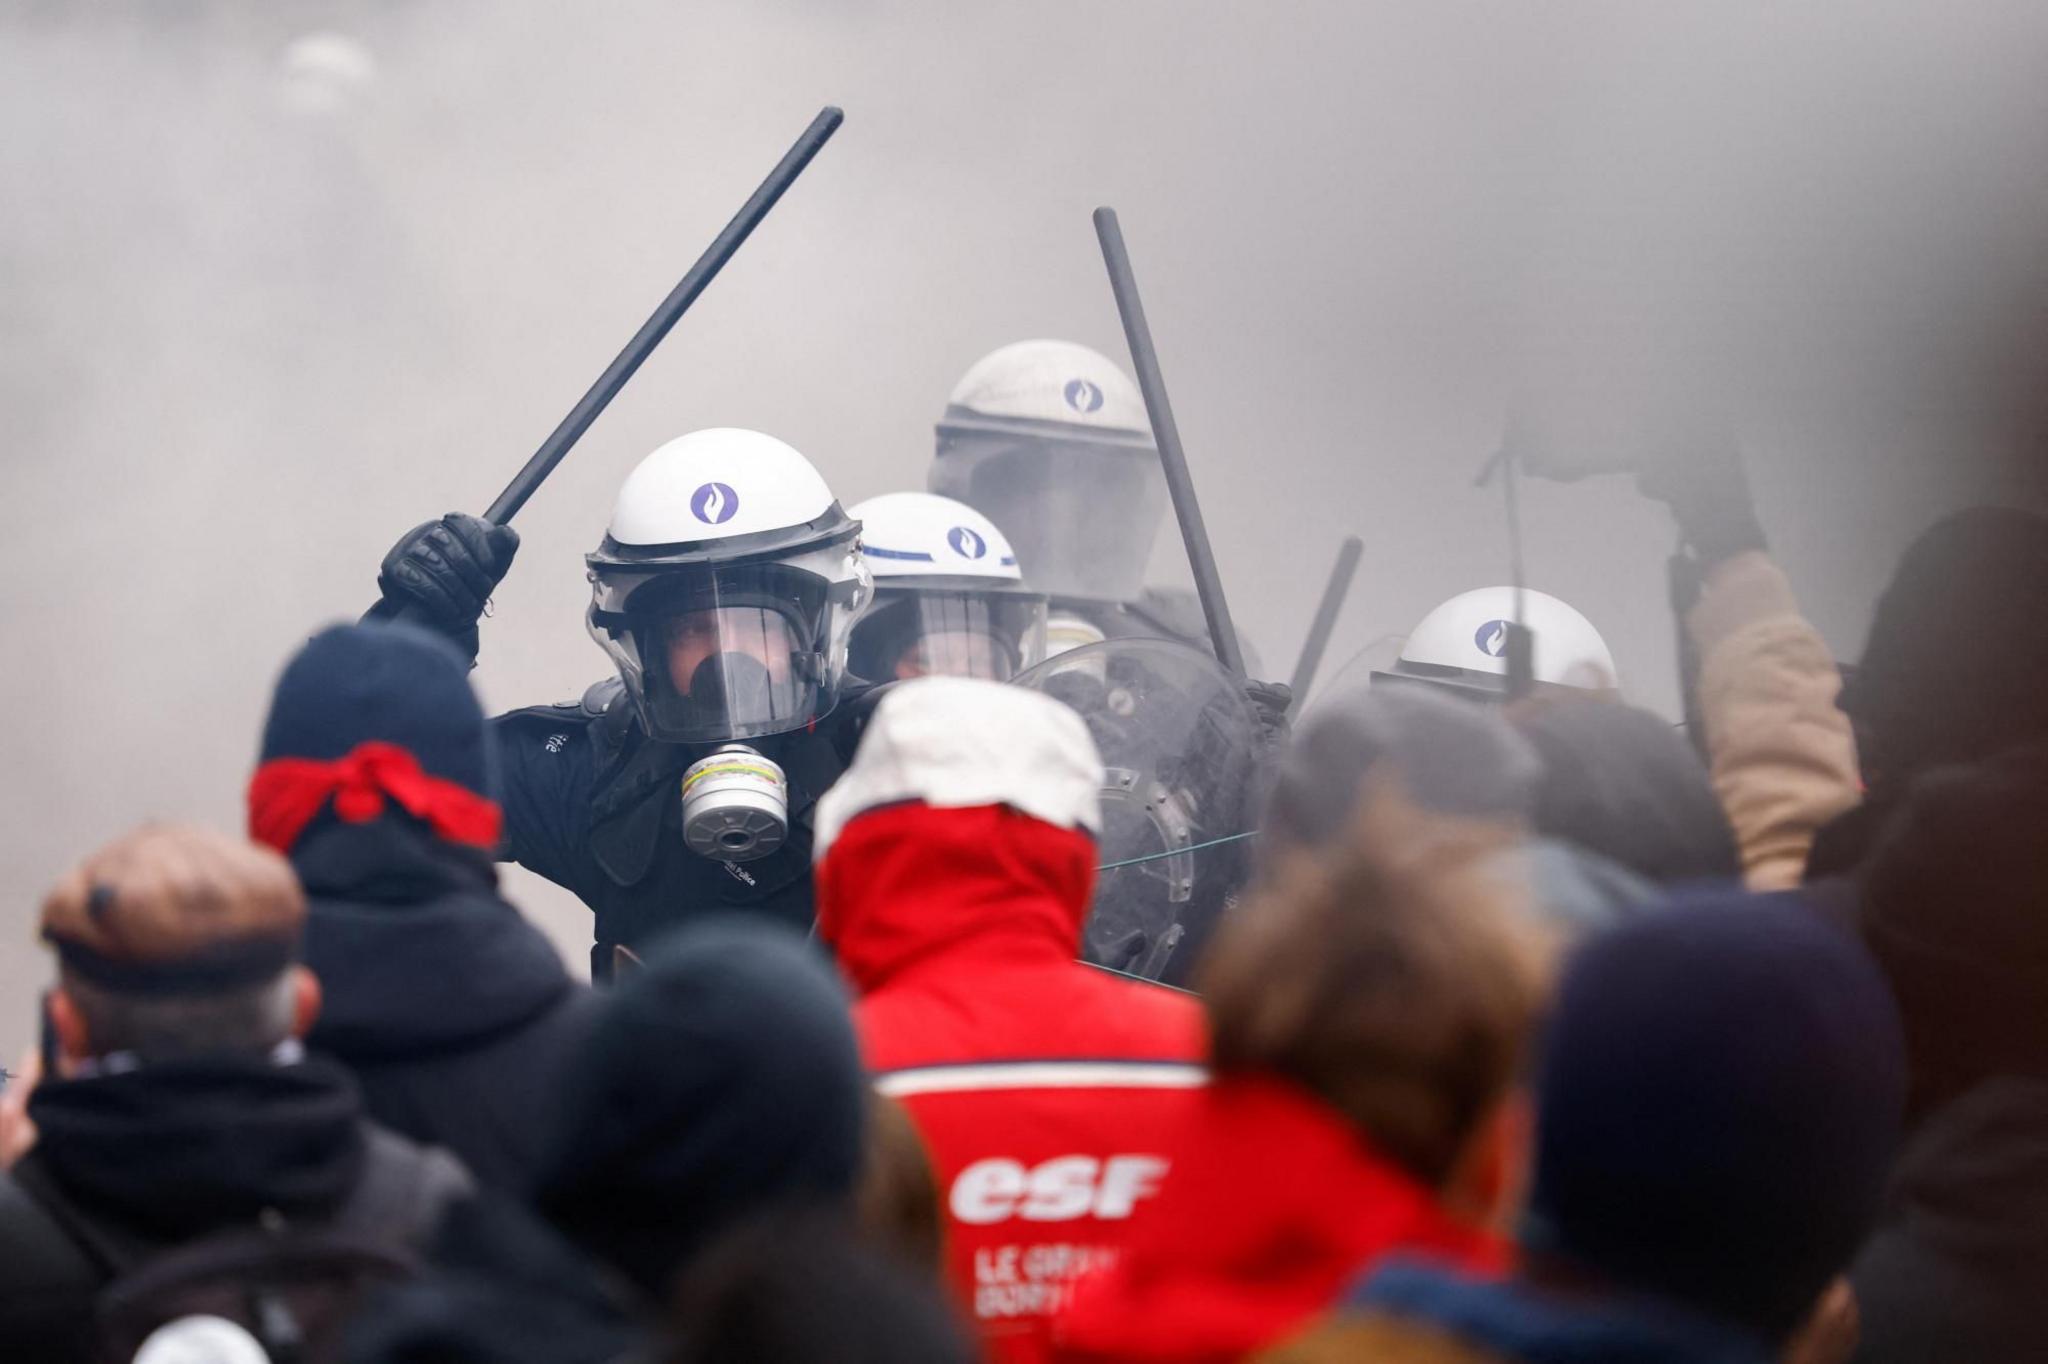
[947,526,987,560]
[690,482,738,525]
[1063,378,1105,414]
[1474,620,1512,658]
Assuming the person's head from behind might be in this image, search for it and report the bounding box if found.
[1527,891,1905,1347]
[533,917,866,1299]
[39,824,317,1072]
[1505,694,1739,887]
[1268,687,1665,940]
[1260,686,1541,870]
[813,676,1103,987]
[250,620,500,859]
[1857,743,2048,1120]
[1846,506,2048,795]
[1201,782,1555,1225]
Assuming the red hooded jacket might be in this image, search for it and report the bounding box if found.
[817,802,1208,1364]
[1049,1073,1509,1363]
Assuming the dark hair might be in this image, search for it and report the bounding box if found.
[665,1210,972,1364]
[856,1092,945,1276]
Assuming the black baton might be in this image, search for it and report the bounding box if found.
[484,105,844,525]
[1093,207,1246,679]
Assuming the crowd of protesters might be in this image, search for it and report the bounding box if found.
[0,470,2043,1364]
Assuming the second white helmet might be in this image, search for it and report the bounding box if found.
[845,492,1047,684]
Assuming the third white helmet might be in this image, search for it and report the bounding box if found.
[929,339,1165,606]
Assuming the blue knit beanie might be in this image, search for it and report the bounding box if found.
[258,621,496,799]
[1526,891,1905,1344]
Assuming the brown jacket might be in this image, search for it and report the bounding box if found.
[1687,552,1860,891]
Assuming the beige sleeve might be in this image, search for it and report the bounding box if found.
[1687,552,1862,891]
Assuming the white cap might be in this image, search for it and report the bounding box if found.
[847,492,1023,582]
[1398,586,1620,692]
[608,428,836,547]
[813,676,1103,860]
[945,340,1150,437]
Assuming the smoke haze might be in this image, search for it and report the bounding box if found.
[6,0,2046,1058]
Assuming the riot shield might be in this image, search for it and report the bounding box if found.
[1011,638,1261,985]
[1298,631,1405,721]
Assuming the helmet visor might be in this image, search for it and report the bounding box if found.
[931,433,1166,603]
[848,588,1049,685]
[589,561,850,743]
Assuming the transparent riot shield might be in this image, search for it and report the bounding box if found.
[1011,638,1262,985]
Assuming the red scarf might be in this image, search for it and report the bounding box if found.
[248,741,502,854]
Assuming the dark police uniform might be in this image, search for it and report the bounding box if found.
[490,679,878,979]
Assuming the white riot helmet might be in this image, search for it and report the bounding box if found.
[929,339,1164,605]
[586,429,872,744]
[1377,586,1620,699]
[844,493,1048,684]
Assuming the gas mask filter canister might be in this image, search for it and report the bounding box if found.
[680,744,789,861]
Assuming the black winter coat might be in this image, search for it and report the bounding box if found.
[1852,1077,2048,1363]
[0,1054,467,1358]
[297,817,594,1192]
[343,1194,639,1364]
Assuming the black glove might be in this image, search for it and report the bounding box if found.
[1633,424,1767,568]
[1242,677,1293,754]
[375,514,520,636]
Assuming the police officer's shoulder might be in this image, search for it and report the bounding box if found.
[495,679,632,755]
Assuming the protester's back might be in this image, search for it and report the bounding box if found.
[1291,890,1904,1364]
[347,917,872,1362]
[1851,744,2048,1362]
[250,622,591,1192]
[814,678,1207,1361]
[1811,506,2048,876]
[1055,784,1552,1363]
[0,824,469,1362]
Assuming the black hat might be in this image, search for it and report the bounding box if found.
[535,917,866,1298]
[259,621,495,799]
[1528,891,1905,1343]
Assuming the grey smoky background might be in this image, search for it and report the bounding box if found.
[4,1,2046,1059]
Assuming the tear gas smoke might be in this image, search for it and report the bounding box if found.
[4,1,2045,1060]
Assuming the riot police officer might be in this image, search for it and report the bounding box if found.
[927,338,1268,675]
[843,491,1047,684]
[374,427,874,977]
